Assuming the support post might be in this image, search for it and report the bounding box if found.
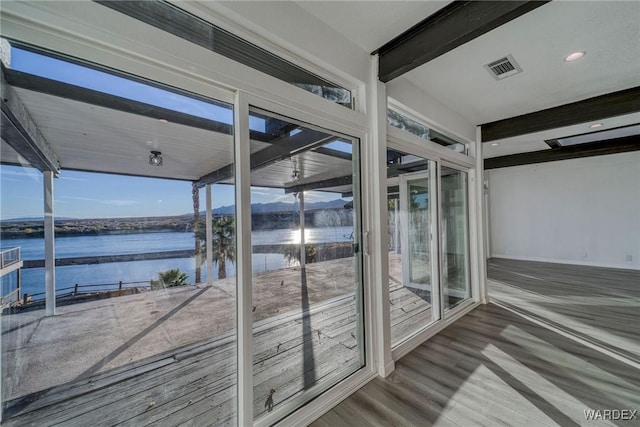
[368,55,394,377]
[235,91,253,425]
[394,200,399,254]
[470,127,488,304]
[44,170,56,316]
[206,184,213,286]
[299,192,305,269]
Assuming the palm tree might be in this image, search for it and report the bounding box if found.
[157,268,189,288]
[196,216,236,279]
[192,182,201,283]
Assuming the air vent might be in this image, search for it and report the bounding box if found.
[484,54,522,80]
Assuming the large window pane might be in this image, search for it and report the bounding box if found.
[387,109,467,154]
[1,46,236,425]
[441,167,471,309]
[387,149,440,347]
[249,108,363,422]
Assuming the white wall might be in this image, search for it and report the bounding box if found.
[488,152,640,270]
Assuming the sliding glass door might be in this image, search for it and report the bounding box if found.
[248,107,363,423]
[387,144,472,348]
[441,165,471,310]
[388,150,440,346]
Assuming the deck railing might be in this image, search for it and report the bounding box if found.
[1,247,22,307]
[27,279,157,302]
[1,247,20,269]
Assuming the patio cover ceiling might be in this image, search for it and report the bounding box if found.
[1,70,354,194]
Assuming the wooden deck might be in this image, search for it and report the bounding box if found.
[488,258,640,362]
[2,284,426,426]
[2,293,357,426]
[312,303,640,426]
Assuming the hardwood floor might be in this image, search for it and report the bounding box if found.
[312,303,640,427]
[488,258,640,362]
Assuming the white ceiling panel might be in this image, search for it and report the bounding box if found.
[295,1,448,53]
[14,88,234,181]
[403,1,640,125]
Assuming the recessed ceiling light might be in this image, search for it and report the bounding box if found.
[589,123,603,129]
[564,51,585,62]
[158,118,168,123]
[490,143,499,147]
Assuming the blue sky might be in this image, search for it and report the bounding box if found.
[0,165,343,220]
[0,48,346,220]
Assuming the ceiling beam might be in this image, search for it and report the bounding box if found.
[484,134,640,169]
[481,86,640,142]
[285,174,353,194]
[197,129,333,188]
[2,68,279,142]
[387,159,428,178]
[374,1,550,83]
[1,74,60,174]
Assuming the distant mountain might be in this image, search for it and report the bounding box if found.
[212,199,349,215]
[2,216,76,222]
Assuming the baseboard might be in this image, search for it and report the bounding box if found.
[489,254,640,271]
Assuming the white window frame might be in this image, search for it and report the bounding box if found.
[241,93,375,427]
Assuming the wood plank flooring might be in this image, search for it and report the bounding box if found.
[2,284,427,426]
[312,303,640,427]
[488,258,640,362]
[1,293,361,426]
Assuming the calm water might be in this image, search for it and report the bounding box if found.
[1,227,353,298]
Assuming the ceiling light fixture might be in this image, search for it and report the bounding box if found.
[590,123,603,129]
[291,169,300,182]
[149,151,163,166]
[491,143,499,147]
[564,51,585,62]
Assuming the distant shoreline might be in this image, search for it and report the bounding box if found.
[1,208,353,239]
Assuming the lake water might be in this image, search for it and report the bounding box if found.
[0,227,353,299]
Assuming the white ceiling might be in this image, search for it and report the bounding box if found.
[294,0,640,159]
[402,1,640,126]
[294,1,447,53]
[14,88,235,181]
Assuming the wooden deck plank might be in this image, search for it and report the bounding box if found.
[2,292,362,426]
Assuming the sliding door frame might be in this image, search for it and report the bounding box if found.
[387,126,479,361]
[237,92,375,427]
[440,159,474,318]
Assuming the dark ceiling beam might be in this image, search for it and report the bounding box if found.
[197,129,333,187]
[312,146,352,161]
[285,175,352,194]
[484,134,640,169]
[374,1,550,83]
[387,159,428,178]
[3,68,276,143]
[481,86,640,142]
[1,74,60,174]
